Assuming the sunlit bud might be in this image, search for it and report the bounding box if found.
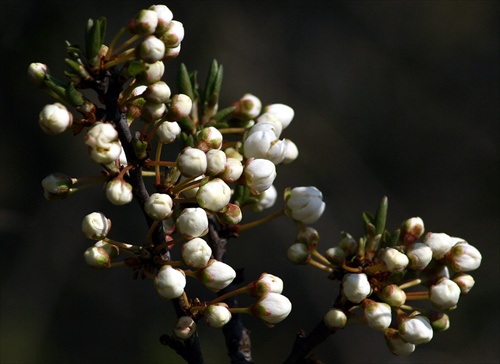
[39,103,73,135]
[149,4,173,34]
[89,142,121,164]
[244,158,277,194]
[42,173,74,200]
[163,44,181,60]
[197,259,236,292]
[324,247,345,266]
[176,207,209,238]
[339,232,357,257]
[384,328,415,356]
[296,227,320,248]
[216,203,242,225]
[420,260,450,287]
[104,146,128,173]
[381,248,409,273]
[429,277,461,309]
[380,284,406,307]
[196,126,223,152]
[143,81,171,104]
[144,193,173,220]
[204,303,232,328]
[252,113,282,138]
[173,316,196,340]
[168,93,192,119]
[263,103,294,129]
[400,217,425,245]
[177,147,207,178]
[243,130,286,164]
[28,62,49,87]
[342,273,372,304]
[285,186,326,224]
[452,273,475,294]
[363,299,392,331]
[398,315,433,345]
[195,178,231,212]
[154,265,186,299]
[251,293,292,325]
[406,242,433,271]
[94,240,119,259]
[232,93,262,120]
[428,311,450,332]
[156,121,181,144]
[182,238,212,268]
[249,273,284,297]
[105,179,133,205]
[85,122,118,148]
[136,61,165,85]
[206,149,227,176]
[136,35,165,63]
[251,185,278,212]
[159,20,185,48]
[83,246,110,269]
[127,9,158,35]
[82,212,111,240]
[447,241,482,272]
[141,101,166,123]
[282,139,299,164]
[219,158,243,183]
[323,308,347,330]
[424,232,454,260]
[287,243,310,265]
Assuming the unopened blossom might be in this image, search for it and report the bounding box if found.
[324,247,345,266]
[149,4,173,34]
[197,259,236,291]
[177,147,207,177]
[136,61,165,85]
[163,44,181,60]
[219,158,243,183]
[398,315,433,345]
[452,273,475,294]
[159,20,185,48]
[85,122,121,164]
[94,240,119,259]
[154,265,186,299]
[323,308,347,330]
[251,292,292,325]
[447,241,482,272]
[168,93,192,119]
[206,149,227,176]
[176,207,208,238]
[428,311,450,332]
[252,114,282,138]
[83,246,110,269]
[196,126,223,151]
[28,62,49,87]
[364,299,392,331]
[204,303,232,328]
[384,328,415,356]
[156,121,181,144]
[285,186,326,224]
[39,103,73,135]
[263,103,294,129]
[296,226,320,247]
[143,81,171,104]
[406,242,433,271]
[424,232,454,260]
[382,248,409,273]
[252,185,278,212]
[429,277,461,309]
[196,178,231,212]
[287,243,310,265]
[282,139,299,164]
[181,238,212,268]
[42,173,74,200]
[249,273,284,297]
[243,130,286,164]
[173,316,196,340]
[142,102,166,123]
[380,284,406,307]
[144,193,173,220]
[400,217,425,245]
[244,158,277,194]
[233,93,262,120]
[106,179,133,205]
[82,212,111,240]
[127,9,158,35]
[339,233,357,257]
[136,35,165,63]
[342,273,371,304]
[216,203,242,225]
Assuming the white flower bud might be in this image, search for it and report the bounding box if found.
[182,238,212,268]
[424,232,454,260]
[406,242,433,271]
[154,265,186,299]
[339,233,357,257]
[452,273,475,294]
[285,186,326,224]
[28,62,49,86]
[41,173,73,200]
[428,311,450,332]
[243,130,286,164]
[398,315,433,345]
[381,248,409,273]
[244,159,277,194]
[324,247,345,266]
[204,303,232,328]
[168,93,192,119]
[179,175,202,198]
[323,308,347,330]
[149,5,173,34]
[216,203,242,225]
[105,179,133,205]
[400,217,425,245]
[233,93,262,120]
[159,20,185,48]
[144,193,173,220]
[128,9,158,35]
[156,121,181,144]
[206,149,227,176]
[263,103,294,129]
[136,35,165,63]
[85,122,119,156]
[429,277,461,309]
[384,328,415,356]
[287,243,310,265]
[219,158,243,183]
[94,240,119,259]
[282,139,299,164]
[251,293,292,325]
[136,61,165,85]
[176,207,208,238]
[82,212,111,240]
[363,299,392,331]
[196,126,223,151]
[83,246,110,269]
[253,113,282,138]
[379,284,406,307]
[297,226,321,249]
[197,259,236,291]
[141,101,166,123]
[143,81,171,104]
[196,178,231,212]
[252,185,278,212]
[177,147,207,177]
[39,103,73,135]
[250,273,284,297]
[173,316,196,340]
[163,44,181,60]
[447,241,482,272]
[342,273,371,304]
[88,142,122,164]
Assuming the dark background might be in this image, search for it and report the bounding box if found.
[1,1,498,363]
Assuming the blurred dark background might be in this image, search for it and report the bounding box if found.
[1,1,498,363]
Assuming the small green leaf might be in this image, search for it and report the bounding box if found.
[374,196,388,236]
[85,17,106,65]
[203,59,219,107]
[362,212,374,227]
[210,106,236,123]
[65,82,84,106]
[177,63,195,101]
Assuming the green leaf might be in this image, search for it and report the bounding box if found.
[203,59,219,107]
[210,106,236,123]
[65,82,84,106]
[85,17,106,64]
[374,196,388,236]
[177,63,195,101]
[362,212,374,227]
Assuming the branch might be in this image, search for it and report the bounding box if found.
[283,321,335,364]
